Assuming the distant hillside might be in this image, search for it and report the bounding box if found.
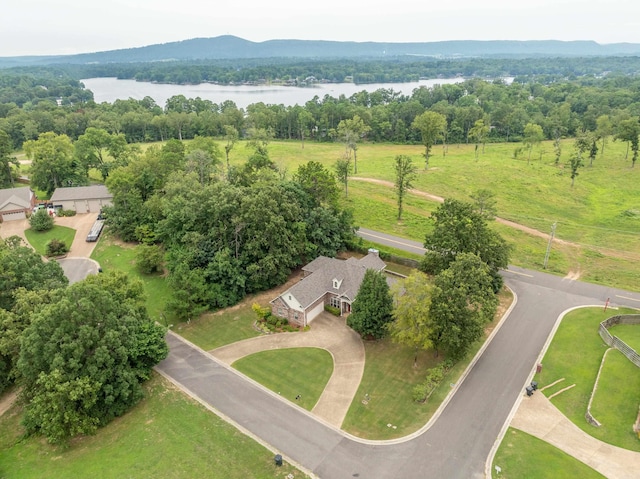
[2,36,640,67]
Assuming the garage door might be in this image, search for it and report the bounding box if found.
[88,200,102,213]
[307,301,325,323]
[73,200,89,213]
[1,211,26,221]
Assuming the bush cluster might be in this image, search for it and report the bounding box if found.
[45,238,68,257]
[412,359,454,403]
[29,209,54,231]
[56,209,76,217]
[324,305,340,316]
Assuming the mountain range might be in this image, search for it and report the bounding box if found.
[2,35,640,67]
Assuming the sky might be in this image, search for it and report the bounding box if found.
[2,0,640,57]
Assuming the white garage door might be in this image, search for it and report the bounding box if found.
[307,301,325,323]
[1,211,26,221]
[73,200,89,213]
[87,200,102,213]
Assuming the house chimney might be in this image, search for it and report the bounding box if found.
[367,248,379,257]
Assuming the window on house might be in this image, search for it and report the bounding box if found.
[278,308,283,316]
[330,296,341,309]
[294,312,299,320]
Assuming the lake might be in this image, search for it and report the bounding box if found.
[81,77,464,109]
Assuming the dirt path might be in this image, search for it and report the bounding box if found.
[0,390,18,417]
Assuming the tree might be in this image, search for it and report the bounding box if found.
[595,115,613,155]
[74,127,129,179]
[337,115,370,174]
[421,199,510,292]
[185,149,217,185]
[468,119,490,160]
[135,244,164,274]
[293,161,339,206]
[17,272,168,444]
[522,123,544,164]
[24,132,81,195]
[428,253,498,359]
[0,129,18,188]
[347,269,393,339]
[470,189,497,220]
[393,154,417,220]
[29,208,54,231]
[334,155,352,198]
[387,271,432,367]
[615,118,640,167]
[567,151,583,187]
[412,111,447,169]
[223,125,238,176]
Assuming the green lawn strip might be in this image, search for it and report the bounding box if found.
[535,307,640,451]
[232,348,333,411]
[90,236,171,322]
[608,323,640,352]
[0,375,304,479]
[177,303,262,350]
[589,349,640,450]
[342,288,512,439]
[24,225,76,256]
[492,428,606,479]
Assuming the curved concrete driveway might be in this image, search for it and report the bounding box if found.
[211,313,365,428]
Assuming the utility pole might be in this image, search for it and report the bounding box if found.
[543,222,557,269]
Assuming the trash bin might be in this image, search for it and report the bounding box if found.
[525,386,534,397]
[536,363,543,374]
[531,381,538,391]
[274,454,283,467]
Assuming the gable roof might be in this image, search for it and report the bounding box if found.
[0,187,32,211]
[276,252,386,310]
[50,185,112,202]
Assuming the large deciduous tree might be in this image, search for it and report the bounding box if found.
[334,155,352,198]
[74,127,129,179]
[393,154,417,220]
[388,271,432,367]
[293,161,339,206]
[17,272,168,444]
[523,123,544,164]
[347,269,393,340]
[0,129,18,188]
[24,132,82,195]
[615,118,640,167]
[412,111,447,170]
[428,253,498,359]
[421,199,510,292]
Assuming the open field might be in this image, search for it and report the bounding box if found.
[492,428,606,479]
[224,138,640,291]
[535,307,640,451]
[0,375,303,479]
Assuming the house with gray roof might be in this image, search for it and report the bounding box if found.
[49,185,113,213]
[270,249,386,327]
[0,186,36,222]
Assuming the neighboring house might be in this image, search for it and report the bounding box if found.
[271,249,386,327]
[0,186,36,222]
[49,185,113,213]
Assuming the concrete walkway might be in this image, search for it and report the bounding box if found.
[211,313,365,428]
[510,391,640,479]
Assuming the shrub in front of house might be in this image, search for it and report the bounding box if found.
[29,208,54,231]
[46,238,68,257]
[57,209,76,217]
[324,305,340,316]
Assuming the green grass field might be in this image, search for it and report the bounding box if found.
[535,307,640,451]
[90,235,171,322]
[24,225,76,256]
[608,323,640,352]
[233,348,333,411]
[0,375,304,479]
[492,428,606,479]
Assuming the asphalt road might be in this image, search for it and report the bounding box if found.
[156,230,640,479]
[56,257,100,284]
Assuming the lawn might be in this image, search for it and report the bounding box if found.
[0,375,304,479]
[342,287,513,439]
[176,302,261,350]
[90,235,171,322]
[535,307,640,451]
[492,428,606,479]
[233,348,334,411]
[24,225,76,256]
[608,323,640,352]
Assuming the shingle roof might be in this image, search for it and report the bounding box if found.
[50,185,112,202]
[279,252,386,310]
[0,187,32,210]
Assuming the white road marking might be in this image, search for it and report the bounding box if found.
[359,232,425,251]
[506,269,533,278]
[615,295,640,303]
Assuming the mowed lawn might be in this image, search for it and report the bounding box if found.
[233,348,333,411]
[0,375,304,479]
[535,307,640,451]
[492,428,606,479]
[24,225,76,256]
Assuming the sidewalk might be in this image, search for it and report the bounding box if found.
[211,313,365,428]
[510,392,640,479]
